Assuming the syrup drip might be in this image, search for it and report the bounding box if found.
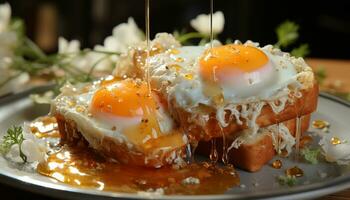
[293,91,304,162]
[312,120,329,129]
[271,159,282,169]
[294,116,302,161]
[286,166,304,177]
[30,116,60,138]
[32,117,240,194]
[185,143,192,164]
[186,140,199,164]
[219,126,229,165]
[145,0,151,94]
[272,102,282,155]
[191,141,199,163]
[300,135,313,148]
[209,0,214,48]
[331,137,342,145]
[210,138,219,164]
[202,0,226,105]
[208,0,223,166]
[279,149,289,158]
[37,145,239,195]
[276,123,281,155]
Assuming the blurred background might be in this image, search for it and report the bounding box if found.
[3,0,350,59]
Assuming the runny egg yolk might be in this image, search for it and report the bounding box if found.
[199,44,269,83]
[91,79,184,152]
[91,79,156,118]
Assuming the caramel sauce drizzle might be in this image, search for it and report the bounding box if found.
[30,116,60,138]
[300,135,313,148]
[33,117,239,195]
[219,125,229,165]
[294,116,302,161]
[286,166,304,177]
[292,91,304,162]
[37,146,239,195]
[312,120,329,129]
[271,160,282,169]
[210,138,219,164]
[145,0,151,94]
[276,123,281,155]
[330,137,342,145]
[33,1,242,192]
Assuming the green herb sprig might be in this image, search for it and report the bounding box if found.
[300,147,321,164]
[275,20,310,58]
[0,18,120,94]
[315,68,327,85]
[277,175,297,186]
[0,126,27,162]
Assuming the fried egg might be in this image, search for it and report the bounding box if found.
[147,41,309,109]
[51,77,186,156]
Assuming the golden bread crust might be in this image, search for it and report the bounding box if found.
[172,83,318,141]
[196,115,311,172]
[55,114,185,168]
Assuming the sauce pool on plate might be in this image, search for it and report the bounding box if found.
[33,117,239,195]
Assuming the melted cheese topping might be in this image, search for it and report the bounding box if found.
[114,35,314,149]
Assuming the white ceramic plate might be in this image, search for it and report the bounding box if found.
[0,93,349,200]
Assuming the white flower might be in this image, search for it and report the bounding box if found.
[0,3,11,33]
[56,18,143,74]
[190,11,225,36]
[5,123,47,163]
[152,33,181,49]
[57,37,91,72]
[30,91,54,104]
[0,31,17,57]
[101,17,144,53]
[0,3,29,97]
[319,132,350,165]
[57,38,115,73]
[88,17,143,72]
[58,37,80,55]
[87,46,115,72]
[0,3,15,59]
[0,69,29,97]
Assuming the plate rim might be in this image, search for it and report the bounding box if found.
[0,92,349,200]
[0,84,54,106]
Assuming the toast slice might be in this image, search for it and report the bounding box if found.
[51,78,188,168]
[114,34,318,142]
[55,114,186,168]
[196,114,311,172]
[172,83,318,141]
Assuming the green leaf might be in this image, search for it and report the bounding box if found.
[10,18,25,38]
[23,38,47,60]
[300,147,321,164]
[0,126,27,162]
[277,175,297,186]
[173,29,187,41]
[225,38,233,44]
[314,68,327,85]
[275,21,299,48]
[291,44,310,58]
[175,31,207,44]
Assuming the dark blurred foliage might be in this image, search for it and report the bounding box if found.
[3,0,350,59]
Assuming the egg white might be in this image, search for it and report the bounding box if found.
[51,81,176,150]
[148,43,303,110]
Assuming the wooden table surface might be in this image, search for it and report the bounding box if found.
[307,58,350,200]
[307,58,350,93]
[0,58,349,200]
